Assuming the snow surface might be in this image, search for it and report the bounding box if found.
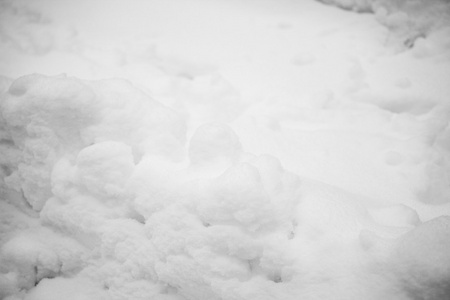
[1,0,450,299]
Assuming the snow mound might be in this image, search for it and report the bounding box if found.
[1,73,185,211]
[1,73,449,300]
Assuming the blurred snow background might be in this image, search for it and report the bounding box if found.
[1,0,450,299]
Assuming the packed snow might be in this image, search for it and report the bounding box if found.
[1,0,450,299]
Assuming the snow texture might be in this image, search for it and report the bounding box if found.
[317,0,450,50]
[0,72,448,300]
[0,0,450,299]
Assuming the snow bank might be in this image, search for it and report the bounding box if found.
[1,74,449,300]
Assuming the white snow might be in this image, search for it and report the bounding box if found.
[1,0,450,299]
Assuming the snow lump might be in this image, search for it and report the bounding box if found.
[1,73,450,300]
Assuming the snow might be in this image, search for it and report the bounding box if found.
[1,0,450,299]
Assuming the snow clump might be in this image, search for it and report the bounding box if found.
[1,74,450,300]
